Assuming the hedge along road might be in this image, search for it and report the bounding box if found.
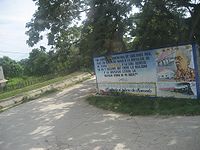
[0,78,200,150]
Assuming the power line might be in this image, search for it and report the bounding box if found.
[0,50,29,54]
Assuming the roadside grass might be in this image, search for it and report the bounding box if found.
[22,76,91,102]
[7,77,25,85]
[0,89,59,112]
[0,75,91,113]
[3,75,55,92]
[0,72,85,101]
[86,95,200,116]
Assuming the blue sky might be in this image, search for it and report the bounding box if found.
[0,0,48,61]
[0,0,139,61]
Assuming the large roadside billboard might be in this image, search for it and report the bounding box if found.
[93,44,200,99]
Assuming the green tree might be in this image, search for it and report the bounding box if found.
[79,0,133,67]
[130,0,200,50]
[26,48,50,76]
[48,26,82,73]
[19,58,29,75]
[26,0,134,68]
[0,56,24,78]
[26,0,84,47]
[26,0,200,69]
[174,0,200,43]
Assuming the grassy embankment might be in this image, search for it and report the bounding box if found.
[0,72,88,100]
[87,95,200,116]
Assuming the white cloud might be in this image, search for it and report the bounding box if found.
[0,15,29,23]
[0,0,47,60]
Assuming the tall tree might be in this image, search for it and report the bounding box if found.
[174,0,200,43]
[26,48,50,76]
[130,0,200,50]
[26,0,134,68]
[79,0,133,67]
[26,0,84,47]
[0,56,23,78]
[26,0,200,69]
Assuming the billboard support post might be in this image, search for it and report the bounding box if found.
[192,44,200,98]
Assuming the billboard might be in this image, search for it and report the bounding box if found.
[93,44,200,99]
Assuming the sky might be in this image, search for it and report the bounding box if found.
[0,0,139,61]
[0,0,48,61]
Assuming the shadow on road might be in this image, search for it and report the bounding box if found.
[0,79,200,150]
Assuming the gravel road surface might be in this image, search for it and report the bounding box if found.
[0,78,200,150]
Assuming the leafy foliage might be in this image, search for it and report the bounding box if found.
[1,0,200,101]
[0,57,23,78]
[1,0,199,88]
[24,0,200,69]
[79,0,133,66]
[26,0,84,47]
[24,48,50,76]
[130,0,200,50]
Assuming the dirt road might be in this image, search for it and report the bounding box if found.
[0,78,200,150]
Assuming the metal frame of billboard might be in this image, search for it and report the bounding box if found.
[192,44,200,98]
